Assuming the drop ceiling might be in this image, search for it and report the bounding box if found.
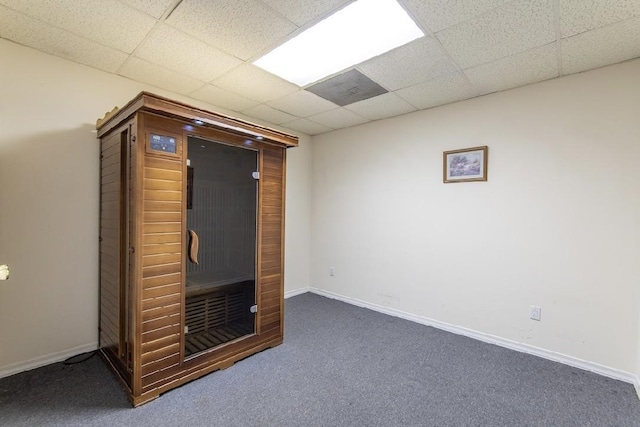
[1,0,639,135]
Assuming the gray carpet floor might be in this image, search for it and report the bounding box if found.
[1,293,639,426]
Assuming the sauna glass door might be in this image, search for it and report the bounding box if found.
[184,136,258,358]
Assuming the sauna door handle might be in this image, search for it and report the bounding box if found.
[188,230,199,264]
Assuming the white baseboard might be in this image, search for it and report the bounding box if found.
[0,342,98,379]
[309,287,637,386]
[4,290,638,401]
[0,288,308,378]
[284,287,310,299]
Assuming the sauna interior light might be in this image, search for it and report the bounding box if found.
[253,0,423,86]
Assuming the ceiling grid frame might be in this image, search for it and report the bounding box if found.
[553,0,565,76]
[1,0,638,135]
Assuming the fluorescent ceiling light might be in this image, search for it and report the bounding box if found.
[253,0,424,86]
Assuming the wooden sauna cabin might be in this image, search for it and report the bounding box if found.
[96,92,297,406]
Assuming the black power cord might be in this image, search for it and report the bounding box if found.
[63,350,97,365]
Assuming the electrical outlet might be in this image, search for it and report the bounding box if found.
[530,306,541,321]
[329,267,335,277]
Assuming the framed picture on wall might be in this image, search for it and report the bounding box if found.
[443,146,488,183]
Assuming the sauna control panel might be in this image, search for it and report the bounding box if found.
[149,134,177,154]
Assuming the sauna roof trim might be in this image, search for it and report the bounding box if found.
[96,92,299,148]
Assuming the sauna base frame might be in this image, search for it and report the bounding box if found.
[101,336,283,407]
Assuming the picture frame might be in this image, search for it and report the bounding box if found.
[443,146,488,183]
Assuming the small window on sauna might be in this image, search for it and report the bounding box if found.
[183,136,258,357]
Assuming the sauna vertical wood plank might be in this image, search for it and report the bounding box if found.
[259,147,285,335]
[99,120,137,388]
[100,132,121,352]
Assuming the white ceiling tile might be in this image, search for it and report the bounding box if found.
[562,16,640,74]
[213,64,299,103]
[119,57,205,95]
[282,118,333,135]
[0,6,128,73]
[308,108,370,129]
[135,24,242,82]
[344,92,417,120]
[166,0,297,60]
[242,104,298,125]
[119,0,176,19]
[465,43,558,96]
[190,85,260,112]
[402,0,511,33]
[395,73,477,110]
[358,37,459,91]
[267,90,337,117]
[436,0,555,69]
[3,0,637,124]
[260,0,351,26]
[560,0,640,38]
[0,0,156,53]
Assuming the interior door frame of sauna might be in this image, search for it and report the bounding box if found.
[133,111,286,402]
[183,133,259,359]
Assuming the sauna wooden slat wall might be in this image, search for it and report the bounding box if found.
[138,117,184,396]
[99,131,122,353]
[258,148,285,336]
[96,92,297,406]
[99,120,135,386]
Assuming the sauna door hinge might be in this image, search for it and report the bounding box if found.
[252,172,260,180]
[184,326,189,334]
[250,305,258,314]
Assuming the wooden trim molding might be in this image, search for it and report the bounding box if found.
[96,92,298,148]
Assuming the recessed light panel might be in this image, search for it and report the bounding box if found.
[253,0,424,86]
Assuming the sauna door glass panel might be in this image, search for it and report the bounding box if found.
[184,136,258,357]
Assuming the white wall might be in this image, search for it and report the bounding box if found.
[1,36,637,384]
[637,238,640,395]
[285,133,312,294]
[637,317,640,396]
[637,305,640,395]
[0,39,311,375]
[311,59,640,374]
